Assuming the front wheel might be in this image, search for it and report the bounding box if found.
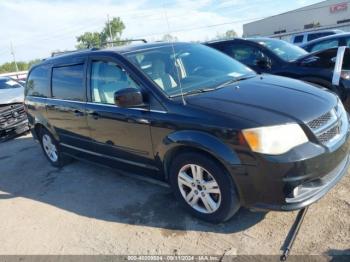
[169,152,240,223]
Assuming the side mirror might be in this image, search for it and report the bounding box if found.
[114,88,144,108]
[300,56,319,66]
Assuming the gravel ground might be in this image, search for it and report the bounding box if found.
[0,134,349,258]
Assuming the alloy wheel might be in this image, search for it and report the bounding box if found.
[42,134,58,162]
[177,164,221,214]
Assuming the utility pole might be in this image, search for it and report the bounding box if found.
[10,42,19,72]
[107,14,113,47]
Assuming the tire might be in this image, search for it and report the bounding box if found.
[169,152,240,223]
[39,128,68,167]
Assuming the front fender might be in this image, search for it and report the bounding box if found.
[156,130,241,176]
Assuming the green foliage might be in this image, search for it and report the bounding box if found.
[0,59,41,74]
[100,17,126,45]
[76,17,126,49]
[215,29,238,40]
[76,32,102,49]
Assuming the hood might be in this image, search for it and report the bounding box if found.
[185,74,337,127]
[0,87,24,105]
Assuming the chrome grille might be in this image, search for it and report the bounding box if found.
[307,102,347,147]
[317,125,339,144]
[0,103,26,130]
[307,112,332,130]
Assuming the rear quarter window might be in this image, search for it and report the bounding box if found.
[51,64,85,101]
[293,35,304,44]
[26,66,50,97]
[307,32,332,41]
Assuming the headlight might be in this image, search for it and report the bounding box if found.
[242,124,308,155]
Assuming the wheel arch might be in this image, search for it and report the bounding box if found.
[32,117,59,141]
[157,130,241,181]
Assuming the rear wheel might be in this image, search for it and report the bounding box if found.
[169,152,240,223]
[40,128,68,167]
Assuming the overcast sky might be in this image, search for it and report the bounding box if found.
[0,0,321,64]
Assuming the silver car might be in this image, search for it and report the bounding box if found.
[0,76,28,139]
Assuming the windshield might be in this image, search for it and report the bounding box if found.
[253,39,308,62]
[0,77,22,89]
[125,43,255,97]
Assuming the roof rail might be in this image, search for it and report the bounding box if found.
[51,48,99,57]
[102,39,147,47]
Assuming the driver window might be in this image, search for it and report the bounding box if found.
[346,37,350,47]
[226,44,269,67]
[91,61,140,104]
[310,39,339,53]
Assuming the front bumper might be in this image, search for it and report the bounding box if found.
[0,103,29,139]
[233,129,350,211]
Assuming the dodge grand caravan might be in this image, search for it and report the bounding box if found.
[25,42,350,223]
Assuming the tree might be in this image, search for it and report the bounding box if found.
[215,29,238,40]
[76,32,102,49]
[162,34,178,42]
[0,59,41,74]
[100,17,125,45]
[76,17,126,49]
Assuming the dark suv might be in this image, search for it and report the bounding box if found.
[25,42,350,223]
[206,38,350,110]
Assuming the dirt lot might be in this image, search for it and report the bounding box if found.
[0,134,349,258]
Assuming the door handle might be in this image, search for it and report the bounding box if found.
[74,110,84,117]
[128,118,150,124]
[89,112,99,120]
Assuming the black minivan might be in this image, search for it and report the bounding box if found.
[25,42,350,223]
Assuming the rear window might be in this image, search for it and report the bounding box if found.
[51,64,85,101]
[307,32,333,41]
[25,66,50,97]
[293,35,304,44]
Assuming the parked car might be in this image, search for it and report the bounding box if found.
[0,76,29,140]
[290,29,343,45]
[301,32,350,53]
[25,42,350,223]
[206,38,350,110]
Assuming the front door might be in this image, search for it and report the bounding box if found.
[85,57,155,169]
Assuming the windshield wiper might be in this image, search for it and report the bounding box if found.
[215,74,255,89]
[169,74,255,98]
[169,87,214,98]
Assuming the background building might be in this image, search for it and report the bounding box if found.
[243,0,350,41]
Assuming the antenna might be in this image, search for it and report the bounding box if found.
[162,1,186,105]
